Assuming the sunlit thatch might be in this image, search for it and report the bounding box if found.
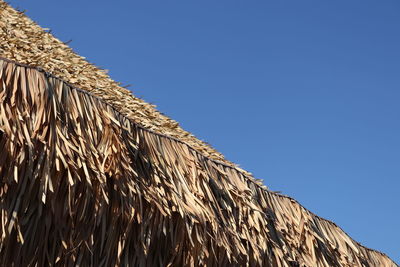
[0,2,396,266]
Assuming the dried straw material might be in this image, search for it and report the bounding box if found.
[0,1,397,266]
[0,58,396,266]
[0,1,231,167]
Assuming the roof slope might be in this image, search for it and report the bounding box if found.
[0,1,231,167]
[0,2,397,266]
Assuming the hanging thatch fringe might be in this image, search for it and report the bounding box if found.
[0,58,396,266]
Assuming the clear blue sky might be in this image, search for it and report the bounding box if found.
[9,0,399,262]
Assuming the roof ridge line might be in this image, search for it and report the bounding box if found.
[0,55,396,264]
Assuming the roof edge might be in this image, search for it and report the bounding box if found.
[0,56,396,266]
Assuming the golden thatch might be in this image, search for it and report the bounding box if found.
[0,2,396,266]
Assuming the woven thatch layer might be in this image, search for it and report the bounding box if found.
[0,59,395,266]
[0,1,234,167]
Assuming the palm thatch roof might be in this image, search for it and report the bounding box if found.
[0,2,397,266]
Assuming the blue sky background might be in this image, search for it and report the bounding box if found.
[9,0,399,262]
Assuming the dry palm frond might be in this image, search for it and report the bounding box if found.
[0,58,396,266]
[0,1,397,266]
[0,0,231,166]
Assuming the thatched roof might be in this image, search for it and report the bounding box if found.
[0,2,397,266]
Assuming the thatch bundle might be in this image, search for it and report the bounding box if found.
[0,2,396,267]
